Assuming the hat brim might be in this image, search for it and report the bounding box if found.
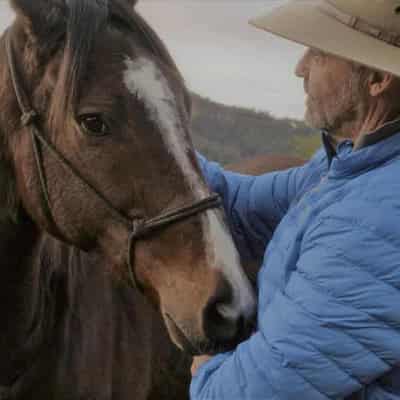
[249,1,400,77]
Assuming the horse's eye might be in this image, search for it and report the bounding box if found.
[78,114,110,137]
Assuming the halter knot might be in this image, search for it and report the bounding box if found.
[21,110,38,127]
[131,218,146,238]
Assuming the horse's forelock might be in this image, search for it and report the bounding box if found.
[64,0,109,106]
[49,0,190,129]
[49,0,109,129]
[10,0,67,46]
[111,5,192,114]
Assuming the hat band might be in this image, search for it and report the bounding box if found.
[321,1,400,48]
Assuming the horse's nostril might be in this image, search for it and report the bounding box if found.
[202,281,241,343]
[216,302,239,321]
[203,301,238,343]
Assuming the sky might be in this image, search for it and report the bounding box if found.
[0,0,307,119]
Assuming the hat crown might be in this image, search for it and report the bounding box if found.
[329,0,400,34]
[250,0,400,78]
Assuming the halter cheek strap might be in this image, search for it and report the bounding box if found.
[5,30,222,291]
[126,194,221,289]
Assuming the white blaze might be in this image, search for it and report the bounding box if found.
[123,56,255,320]
[123,56,206,196]
[205,211,256,320]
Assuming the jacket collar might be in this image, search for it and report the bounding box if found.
[322,118,400,178]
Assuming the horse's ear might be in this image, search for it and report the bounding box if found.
[9,0,67,41]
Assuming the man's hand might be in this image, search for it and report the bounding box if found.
[191,355,213,376]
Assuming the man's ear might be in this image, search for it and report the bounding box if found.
[368,71,395,97]
[10,0,67,43]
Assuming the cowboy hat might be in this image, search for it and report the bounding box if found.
[250,0,400,77]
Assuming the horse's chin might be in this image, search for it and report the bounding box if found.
[163,313,236,356]
[163,312,200,355]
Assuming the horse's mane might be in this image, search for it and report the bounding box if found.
[0,151,18,223]
[0,35,19,223]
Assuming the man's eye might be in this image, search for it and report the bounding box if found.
[78,114,110,136]
[310,49,325,60]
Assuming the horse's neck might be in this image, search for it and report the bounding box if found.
[0,216,54,384]
[0,215,38,313]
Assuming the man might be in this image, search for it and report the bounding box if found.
[190,0,400,399]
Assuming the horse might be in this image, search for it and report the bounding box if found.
[0,0,257,398]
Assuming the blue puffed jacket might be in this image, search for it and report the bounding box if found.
[191,124,400,400]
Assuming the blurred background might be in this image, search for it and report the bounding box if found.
[0,0,320,164]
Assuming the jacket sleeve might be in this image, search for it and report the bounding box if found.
[197,152,321,263]
[190,205,400,399]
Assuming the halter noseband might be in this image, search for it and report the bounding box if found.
[5,31,221,291]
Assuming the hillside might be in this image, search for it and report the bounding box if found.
[190,93,321,165]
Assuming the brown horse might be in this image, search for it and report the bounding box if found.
[0,0,257,398]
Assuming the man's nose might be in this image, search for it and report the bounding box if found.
[295,48,310,78]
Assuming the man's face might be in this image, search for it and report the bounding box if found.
[295,48,367,135]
